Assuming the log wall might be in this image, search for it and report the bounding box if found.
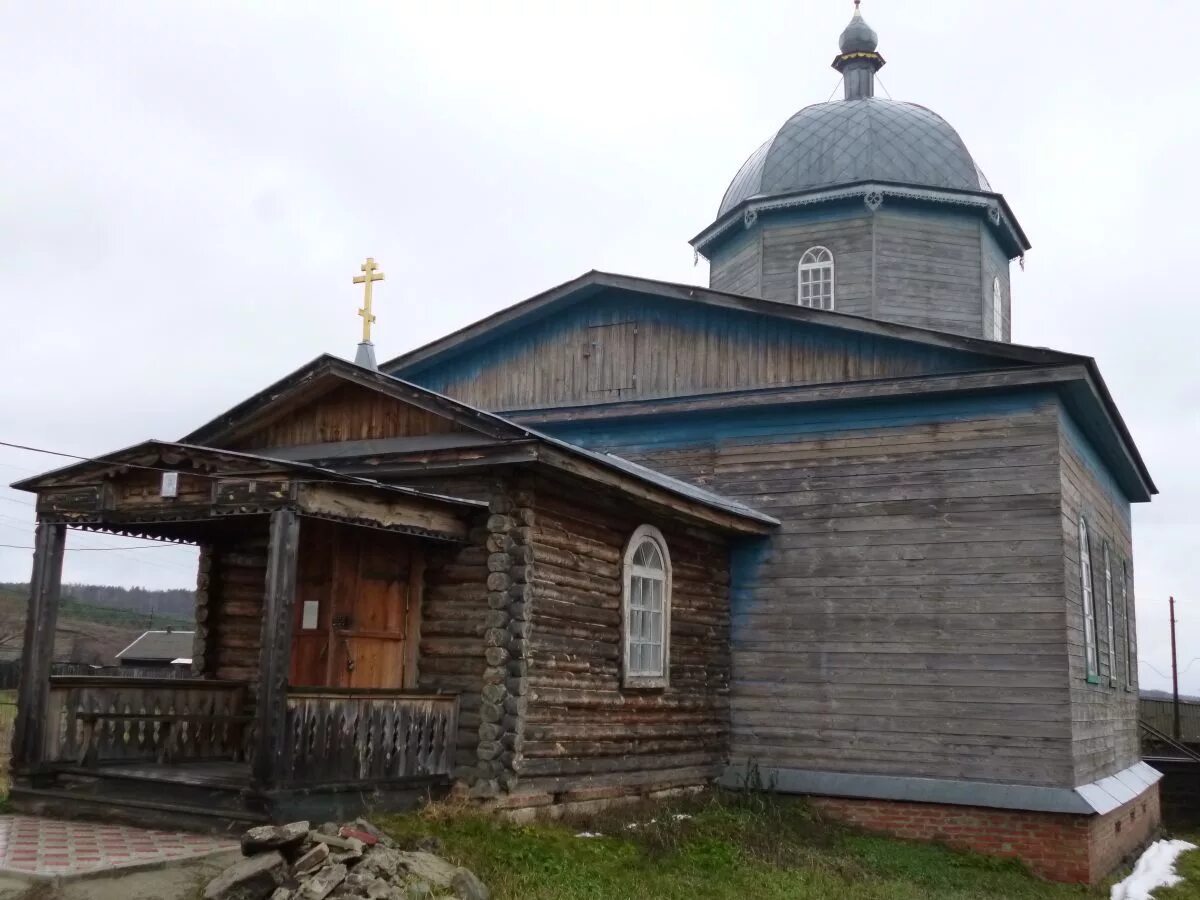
[202,527,270,690]
[512,476,732,803]
[417,515,492,774]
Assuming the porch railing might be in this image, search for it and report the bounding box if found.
[43,676,249,765]
[281,688,458,786]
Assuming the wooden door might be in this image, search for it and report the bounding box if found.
[289,521,421,689]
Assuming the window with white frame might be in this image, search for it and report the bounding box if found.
[798,246,834,310]
[992,276,1003,340]
[1079,517,1100,681]
[1103,543,1117,685]
[1123,560,1136,690]
[622,525,671,688]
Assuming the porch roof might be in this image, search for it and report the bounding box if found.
[11,440,485,543]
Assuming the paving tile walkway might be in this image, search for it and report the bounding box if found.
[0,815,236,878]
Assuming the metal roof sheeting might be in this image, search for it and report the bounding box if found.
[719,99,990,217]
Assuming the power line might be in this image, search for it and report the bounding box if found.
[0,439,231,482]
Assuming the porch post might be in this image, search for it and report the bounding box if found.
[252,509,300,790]
[11,523,66,774]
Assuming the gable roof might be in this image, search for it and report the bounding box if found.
[177,355,778,534]
[382,270,1084,375]
[379,270,1154,501]
[116,630,195,662]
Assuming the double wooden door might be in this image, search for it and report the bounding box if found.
[289,519,421,690]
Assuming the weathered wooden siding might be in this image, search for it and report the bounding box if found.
[758,211,874,317]
[230,382,467,451]
[542,393,1079,788]
[708,227,761,297]
[1058,412,1139,785]
[517,477,731,798]
[874,209,985,338]
[407,290,1004,413]
[706,205,1008,339]
[982,231,1011,342]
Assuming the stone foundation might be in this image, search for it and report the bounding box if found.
[810,782,1161,883]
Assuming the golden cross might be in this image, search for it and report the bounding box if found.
[353,257,385,343]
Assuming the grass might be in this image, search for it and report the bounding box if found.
[378,791,1113,900]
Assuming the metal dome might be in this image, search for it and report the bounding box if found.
[717,99,992,217]
[839,7,878,52]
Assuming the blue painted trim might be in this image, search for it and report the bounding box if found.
[1059,407,1131,513]
[544,390,1056,454]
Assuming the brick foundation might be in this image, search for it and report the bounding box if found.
[811,782,1161,883]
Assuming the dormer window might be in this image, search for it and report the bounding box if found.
[798,247,835,310]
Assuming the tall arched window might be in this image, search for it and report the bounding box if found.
[798,246,834,310]
[1079,517,1100,681]
[622,525,672,688]
[1123,560,1135,690]
[1103,543,1117,685]
[992,276,1004,340]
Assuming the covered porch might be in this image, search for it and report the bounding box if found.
[8,441,482,826]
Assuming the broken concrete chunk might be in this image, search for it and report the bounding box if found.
[396,851,458,888]
[291,841,330,877]
[354,847,403,880]
[450,868,490,900]
[310,831,366,854]
[297,862,347,900]
[242,822,311,856]
[269,889,295,900]
[205,851,287,900]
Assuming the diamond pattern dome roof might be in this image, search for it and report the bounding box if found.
[718,99,991,217]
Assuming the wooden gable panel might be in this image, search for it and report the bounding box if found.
[401,289,1015,413]
[229,382,471,452]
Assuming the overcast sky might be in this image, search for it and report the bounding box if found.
[1,1,1196,692]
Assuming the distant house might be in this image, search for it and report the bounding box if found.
[115,629,194,670]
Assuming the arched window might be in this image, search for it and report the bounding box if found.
[798,246,834,310]
[622,525,672,688]
[1103,543,1117,685]
[1079,517,1100,681]
[992,276,1004,340]
[1122,560,1135,690]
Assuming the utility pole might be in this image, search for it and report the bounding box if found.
[1170,595,1181,741]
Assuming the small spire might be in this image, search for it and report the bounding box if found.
[832,1,885,100]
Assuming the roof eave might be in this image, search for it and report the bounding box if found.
[691,180,1031,260]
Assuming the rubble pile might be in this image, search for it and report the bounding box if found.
[203,819,490,900]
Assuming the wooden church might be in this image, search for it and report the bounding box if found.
[10,6,1160,884]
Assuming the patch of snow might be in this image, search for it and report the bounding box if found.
[672,814,692,821]
[1111,838,1196,900]
[574,831,603,838]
